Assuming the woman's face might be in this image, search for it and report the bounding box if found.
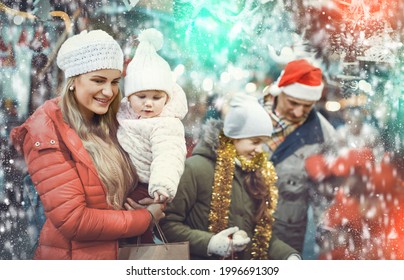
[128,90,168,118]
[233,137,269,160]
[73,69,121,121]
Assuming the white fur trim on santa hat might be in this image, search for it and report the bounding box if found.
[282,82,324,101]
[263,70,323,101]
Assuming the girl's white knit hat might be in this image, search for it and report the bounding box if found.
[57,30,124,78]
[224,93,273,139]
[124,28,174,98]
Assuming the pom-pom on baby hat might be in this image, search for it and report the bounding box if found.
[124,28,174,98]
[224,93,273,139]
[57,29,123,78]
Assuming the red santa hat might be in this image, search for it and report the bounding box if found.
[264,59,324,101]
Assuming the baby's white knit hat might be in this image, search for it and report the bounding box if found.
[57,30,124,78]
[224,93,273,139]
[124,28,174,98]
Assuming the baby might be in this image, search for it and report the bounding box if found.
[117,28,188,203]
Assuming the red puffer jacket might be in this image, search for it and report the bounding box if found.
[10,98,151,259]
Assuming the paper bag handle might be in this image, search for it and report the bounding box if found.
[137,223,168,245]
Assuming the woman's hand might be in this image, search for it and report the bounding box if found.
[125,198,165,228]
[146,203,165,223]
[124,198,146,210]
[124,197,166,214]
[124,196,155,210]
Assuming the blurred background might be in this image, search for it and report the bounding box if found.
[1,0,404,260]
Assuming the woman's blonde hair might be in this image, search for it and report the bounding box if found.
[60,78,137,209]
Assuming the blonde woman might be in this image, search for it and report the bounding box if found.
[10,30,164,260]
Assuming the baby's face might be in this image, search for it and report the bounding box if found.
[128,90,168,118]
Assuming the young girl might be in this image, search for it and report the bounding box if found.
[117,28,188,204]
[10,29,164,260]
[160,93,300,260]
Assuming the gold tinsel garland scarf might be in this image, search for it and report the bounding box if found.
[208,133,236,234]
[249,157,278,260]
[208,133,278,259]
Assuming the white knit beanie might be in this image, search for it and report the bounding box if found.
[57,30,123,78]
[124,28,174,98]
[224,93,273,139]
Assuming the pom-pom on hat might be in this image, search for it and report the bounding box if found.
[57,30,123,78]
[224,93,273,139]
[125,28,174,98]
[264,59,324,101]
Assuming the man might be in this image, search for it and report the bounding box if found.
[262,59,336,256]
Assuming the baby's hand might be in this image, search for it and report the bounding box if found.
[153,190,171,203]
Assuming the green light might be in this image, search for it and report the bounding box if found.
[173,1,249,70]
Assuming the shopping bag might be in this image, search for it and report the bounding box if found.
[118,224,190,260]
